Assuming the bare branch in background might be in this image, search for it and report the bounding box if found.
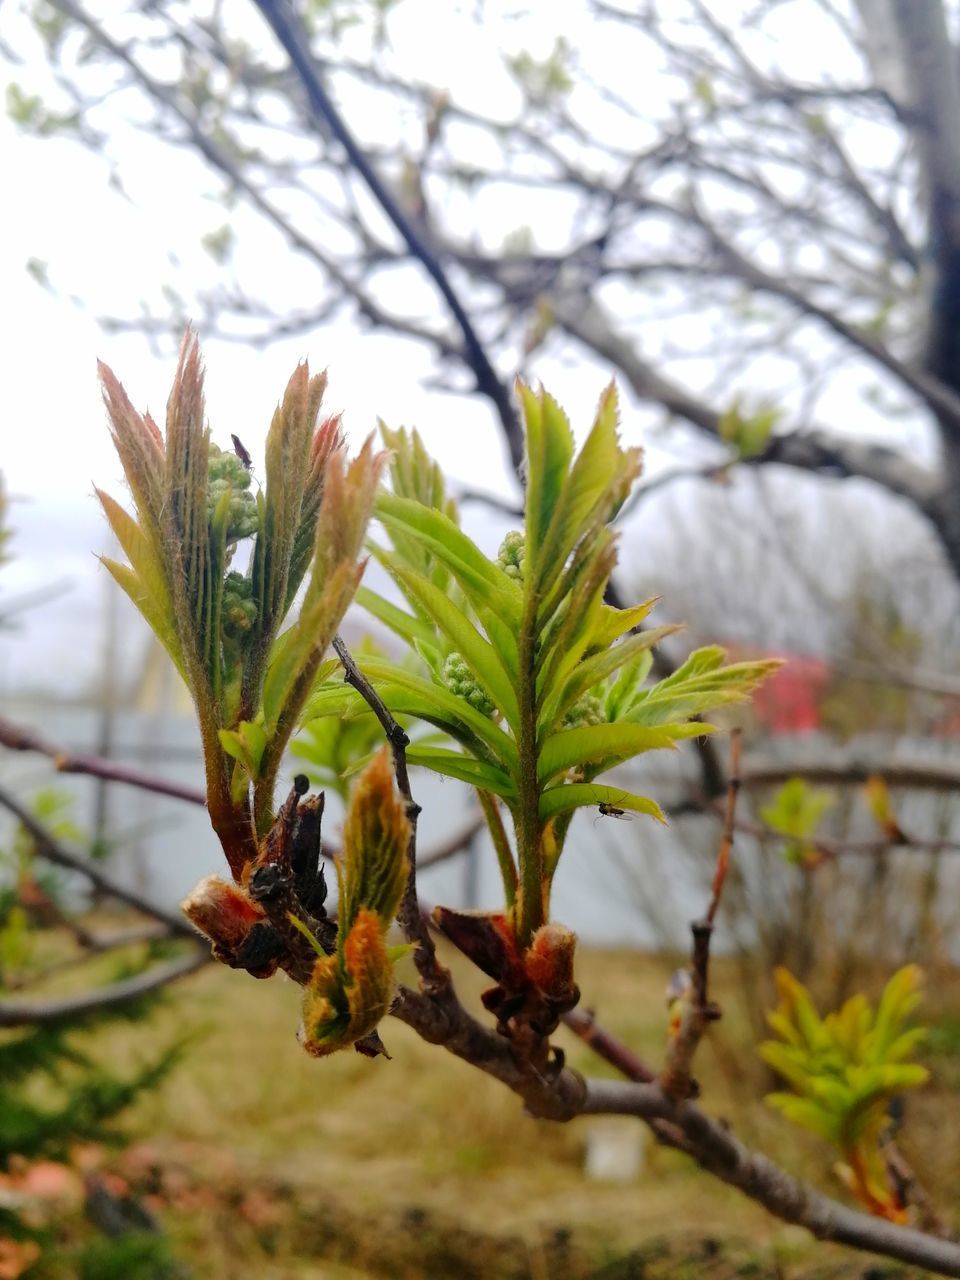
[22,0,960,576]
[0,716,207,806]
[0,781,195,938]
[392,980,960,1276]
[742,757,960,791]
[0,713,484,869]
[581,1078,960,1277]
[661,733,740,1102]
[252,0,525,472]
[0,950,208,1027]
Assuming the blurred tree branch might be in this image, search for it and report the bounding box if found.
[0,780,195,938]
[0,950,208,1026]
[0,713,484,868]
[17,0,960,572]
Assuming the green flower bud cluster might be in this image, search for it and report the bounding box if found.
[442,652,495,716]
[497,531,525,581]
[563,693,604,729]
[222,570,257,642]
[207,444,258,542]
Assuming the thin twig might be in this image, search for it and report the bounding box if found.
[661,732,741,1102]
[0,950,208,1027]
[0,782,195,939]
[332,635,447,992]
[705,729,741,927]
[455,487,524,518]
[417,812,486,869]
[561,1006,657,1083]
[0,716,207,805]
[252,0,525,470]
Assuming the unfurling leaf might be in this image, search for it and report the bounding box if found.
[339,748,411,928]
[301,908,395,1057]
[299,750,410,1057]
[719,396,780,460]
[760,777,834,866]
[864,774,905,842]
[759,966,928,1221]
[98,331,382,871]
[321,381,778,962]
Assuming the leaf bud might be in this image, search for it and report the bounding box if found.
[181,874,274,968]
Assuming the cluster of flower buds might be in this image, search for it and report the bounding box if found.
[207,442,259,542]
[497,530,525,581]
[221,570,258,644]
[442,651,496,716]
[563,692,605,729]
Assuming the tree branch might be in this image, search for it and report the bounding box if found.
[50,0,464,371]
[332,635,446,992]
[391,970,960,1275]
[0,782,195,938]
[890,0,960,380]
[696,212,960,434]
[0,716,208,806]
[741,757,960,791]
[251,0,524,471]
[581,1079,960,1277]
[661,733,740,1102]
[553,294,943,516]
[0,949,208,1027]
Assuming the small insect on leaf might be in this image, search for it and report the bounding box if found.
[231,433,253,470]
[598,802,634,821]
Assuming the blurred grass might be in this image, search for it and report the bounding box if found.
[49,938,958,1278]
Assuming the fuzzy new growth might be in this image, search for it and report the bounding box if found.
[83,347,960,1271]
[98,333,412,1056]
[98,332,384,869]
[307,383,778,1060]
[300,749,410,1057]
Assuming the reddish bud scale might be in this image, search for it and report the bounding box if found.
[181,875,278,975]
[524,923,577,1006]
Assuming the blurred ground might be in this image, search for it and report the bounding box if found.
[25,939,955,1279]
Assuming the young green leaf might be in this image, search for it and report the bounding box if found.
[518,382,574,584]
[539,784,665,824]
[537,722,708,783]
